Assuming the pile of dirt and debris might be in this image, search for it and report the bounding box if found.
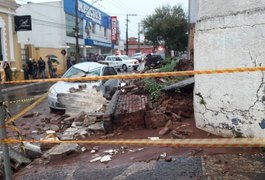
[174,59,194,71]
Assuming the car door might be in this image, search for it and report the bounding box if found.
[115,57,123,69]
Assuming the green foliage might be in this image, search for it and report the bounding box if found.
[158,60,176,72]
[143,78,163,101]
[142,5,188,54]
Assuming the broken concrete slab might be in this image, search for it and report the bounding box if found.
[1,148,32,170]
[88,122,104,131]
[58,90,107,117]
[47,143,79,157]
[161,77,194,93]
[158,127,171,136]
[90,156,102,163]
[100,155,112,163]
[23,142,42,159]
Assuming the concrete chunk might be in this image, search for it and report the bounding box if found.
[48,143,79,156]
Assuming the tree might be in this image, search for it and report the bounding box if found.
[142,5,188,55]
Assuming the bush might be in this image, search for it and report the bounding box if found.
[159,59,176,72]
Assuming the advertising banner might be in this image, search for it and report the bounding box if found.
[111,16,118,43]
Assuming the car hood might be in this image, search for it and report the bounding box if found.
[51,81,99,94]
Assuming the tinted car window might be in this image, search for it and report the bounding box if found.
[103,67,117,76]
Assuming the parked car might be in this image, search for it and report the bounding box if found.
[105,55,139,71]
[131,52,145,62]
[48,62,119,111]
[145,54,163,68]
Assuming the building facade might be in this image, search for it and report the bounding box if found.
[125,37,153,57]
[16,0,121,75]
[0,0,22,81]
[194,0,265,137]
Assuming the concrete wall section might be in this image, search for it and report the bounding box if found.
[194,0,265,137]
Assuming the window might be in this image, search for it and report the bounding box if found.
[104,28,107,37]
[115,57,122,61]
[92,23,96,34]
[103,67,117,76]
[66,14,83,38]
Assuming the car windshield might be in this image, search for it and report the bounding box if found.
[63,67,86,78]
[133,53,141,57]
[120,55,130,60]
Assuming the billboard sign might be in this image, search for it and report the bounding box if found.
[111,16,118,43]
[14,15,32,31]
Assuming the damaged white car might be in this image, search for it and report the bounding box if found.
[48,62,119,111]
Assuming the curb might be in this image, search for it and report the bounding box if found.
[0,82,46,94]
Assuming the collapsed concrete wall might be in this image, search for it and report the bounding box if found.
[194,0,265,137]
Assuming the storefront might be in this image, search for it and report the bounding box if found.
[64,0,113,58]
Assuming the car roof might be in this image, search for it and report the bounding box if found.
[73,62,106,72]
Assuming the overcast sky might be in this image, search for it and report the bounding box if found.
[15,0,188,41]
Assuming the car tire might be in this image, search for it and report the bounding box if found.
[50,107,57,113]
[122,64,127,71]
[133,67,138,71]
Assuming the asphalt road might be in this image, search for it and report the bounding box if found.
[14,156,204,180]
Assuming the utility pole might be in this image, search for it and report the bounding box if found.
[0,79,12,180]
[75,0,80,63]
[137,23,141,52]
[125,14,137,55]
[126,14,129,55]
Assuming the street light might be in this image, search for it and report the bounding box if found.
[126,14,137,55]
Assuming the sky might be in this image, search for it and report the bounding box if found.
[15,0,188,41]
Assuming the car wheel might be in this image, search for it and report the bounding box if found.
[122,64,127,71]
[50,107,57,113]
[133,67,138,71]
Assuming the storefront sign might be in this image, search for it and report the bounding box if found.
[78,1,101,24]
[14,15,32,31]
[64,0,110,28]
[85,39,113,48]
[111,16,118,43]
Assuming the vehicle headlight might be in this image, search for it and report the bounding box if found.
[49,88,57,97]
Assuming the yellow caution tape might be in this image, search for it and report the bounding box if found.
[6,93,48,124]
[1,138,265,148]
[2,66,265,85]
[3,96,39,105]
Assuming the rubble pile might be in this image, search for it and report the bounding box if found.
[174,59,194,71]
[145,93,194,138]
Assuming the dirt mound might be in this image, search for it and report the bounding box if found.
[175,59,194,71]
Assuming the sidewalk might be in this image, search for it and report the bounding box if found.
[0,82,47,93]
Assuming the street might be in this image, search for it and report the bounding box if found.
[1,0,265,179]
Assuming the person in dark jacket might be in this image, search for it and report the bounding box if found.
[27,58,33,79]
[38,57,46,79]
[33,59,38,79]
[3,61,12,81]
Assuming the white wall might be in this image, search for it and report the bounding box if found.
[194,0,265,137]
[16,2,66,48]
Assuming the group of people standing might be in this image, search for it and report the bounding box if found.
[24,57,59,80]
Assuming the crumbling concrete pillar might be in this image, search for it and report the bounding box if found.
[194,0,265,137]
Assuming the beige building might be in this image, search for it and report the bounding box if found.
[0,0,22,81]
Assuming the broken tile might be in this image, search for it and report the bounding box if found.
[100,155,112,163]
